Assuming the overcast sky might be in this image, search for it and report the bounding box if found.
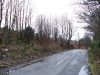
[30,0,86,40]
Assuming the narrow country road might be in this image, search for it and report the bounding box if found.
[9,49,88,75]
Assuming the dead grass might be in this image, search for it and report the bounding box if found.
[0,42,71,68]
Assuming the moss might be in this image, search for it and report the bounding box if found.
[90,63,100,75]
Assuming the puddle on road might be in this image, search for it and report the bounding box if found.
[78,65,92,75]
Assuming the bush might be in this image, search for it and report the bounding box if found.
[23,26,34,43]
[90,41,100,57]
[89,41,100,75]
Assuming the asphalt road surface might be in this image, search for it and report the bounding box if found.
[9,49,88,75]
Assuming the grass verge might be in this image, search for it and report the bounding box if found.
[89,49,100,75]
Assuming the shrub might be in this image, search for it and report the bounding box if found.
[90,41,100,57]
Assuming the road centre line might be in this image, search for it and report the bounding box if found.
[56,56,70,65]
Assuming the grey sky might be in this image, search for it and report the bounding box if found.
[30,0,86,40]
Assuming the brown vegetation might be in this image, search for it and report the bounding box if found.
[0,0,75,68]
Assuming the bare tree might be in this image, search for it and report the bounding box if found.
[36,15,52,44]
[36,15,44,42]
[52,18,59,42]
[79,5,100,41]
[1,0,33,44]
[61,16,73,45]
[0,0,5,28]
[43,19,52,42]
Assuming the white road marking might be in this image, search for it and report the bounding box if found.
[56,56,70,65]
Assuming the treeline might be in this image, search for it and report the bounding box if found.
[0,0,73,46]
[0,0,33,44]
[80,0,100,57]
[80,0,100,75]
[0,0,75,67]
